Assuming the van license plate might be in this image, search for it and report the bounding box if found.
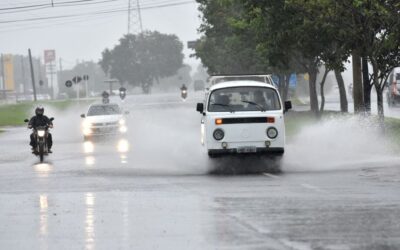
[237,146,257,153]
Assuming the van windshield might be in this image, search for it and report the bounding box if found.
[87,105,121,116]
[208,87,281,112]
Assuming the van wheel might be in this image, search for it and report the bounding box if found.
[208,151,216,158]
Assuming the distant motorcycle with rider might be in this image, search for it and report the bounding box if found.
[25,106,54,162]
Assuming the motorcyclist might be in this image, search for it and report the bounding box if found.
[180,84,187,92]
[28,106,53,153]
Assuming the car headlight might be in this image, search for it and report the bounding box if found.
[119,119,126,126]
[83,128,92,136]
[267,127,278,139]
[213,128,225,141]
[37,130,45,137]
[119,126,127,133]
[82,120,92,128]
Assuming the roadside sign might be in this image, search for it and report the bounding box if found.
[72,76,82,84]
[83,75,89,81]
[44,50,56,63]
[65,80,72,87]
[187,40,198,49]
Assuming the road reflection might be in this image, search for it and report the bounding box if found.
[117,139,129,153]
[85,193,95,250]
[34,163,53,178]
[83,141,94,154]
[85,156,95,166]
[39,194,49,250]
[83,139,130,165]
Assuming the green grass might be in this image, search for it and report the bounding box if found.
[0,100,94,127]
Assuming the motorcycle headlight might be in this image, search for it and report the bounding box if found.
[37,130,45,137]
[266,127,278,139]
[119,119,126,126]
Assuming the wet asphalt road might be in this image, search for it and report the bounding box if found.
[1,93,400,250]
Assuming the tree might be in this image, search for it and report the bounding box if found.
[195,0,267,75]
[322,0,400,119]
[195,0,297,102]
[99,31,184,93]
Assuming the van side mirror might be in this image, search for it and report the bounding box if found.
[284,101,292,112]
[80,114,86,118]
[24,119,29,123]
[50,117,54,121]
[196,103,204,113]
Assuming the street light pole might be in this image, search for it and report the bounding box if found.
[28,49,37,102]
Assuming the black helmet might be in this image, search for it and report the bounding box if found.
[35,106,44,116]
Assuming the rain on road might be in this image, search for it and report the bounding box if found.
[1,93,400,250]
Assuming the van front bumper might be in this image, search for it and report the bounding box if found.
[208,147,284,156]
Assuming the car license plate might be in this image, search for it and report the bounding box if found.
[237,146,257,153]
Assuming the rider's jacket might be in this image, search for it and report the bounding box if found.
[28,115,53,129]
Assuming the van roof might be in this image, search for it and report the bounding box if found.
[209,80,278,91]
[208,74,275,87]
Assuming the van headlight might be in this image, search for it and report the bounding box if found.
[213,129,225,141]
[37,130,45,137]
[267,127,278,139]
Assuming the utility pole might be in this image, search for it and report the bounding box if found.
[0,54,6,100]
[49,60,55,99]
[21,56,26,94]
[127,0,143,34]
[28,49,37,101]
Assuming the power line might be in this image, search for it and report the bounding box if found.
[0,0,197,33]
[0,0,117,11]
[0,1,195,25]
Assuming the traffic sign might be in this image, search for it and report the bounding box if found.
[72,76,82,84]
[65,80,72,87]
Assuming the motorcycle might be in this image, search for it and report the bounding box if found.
[181,89,188,100]
[24,118,54,162]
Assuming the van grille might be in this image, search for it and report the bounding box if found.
[222,117,272,124]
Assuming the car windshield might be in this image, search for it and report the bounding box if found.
[87,105,121,116]
[208,87,281,112]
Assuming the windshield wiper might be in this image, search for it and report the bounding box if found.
[241,100,266,111]
[210,102,235,113]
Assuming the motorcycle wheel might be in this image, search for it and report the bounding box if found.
[39,144,44,162]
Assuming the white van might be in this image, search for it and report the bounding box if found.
[196,80,291,157]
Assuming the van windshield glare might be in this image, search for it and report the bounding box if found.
[208,87,281,112]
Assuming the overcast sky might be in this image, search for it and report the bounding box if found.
[0,0,202,70]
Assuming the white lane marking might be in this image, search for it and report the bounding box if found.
[300,183,327,193]
[262,173,281,179]
[279,239,312,250]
